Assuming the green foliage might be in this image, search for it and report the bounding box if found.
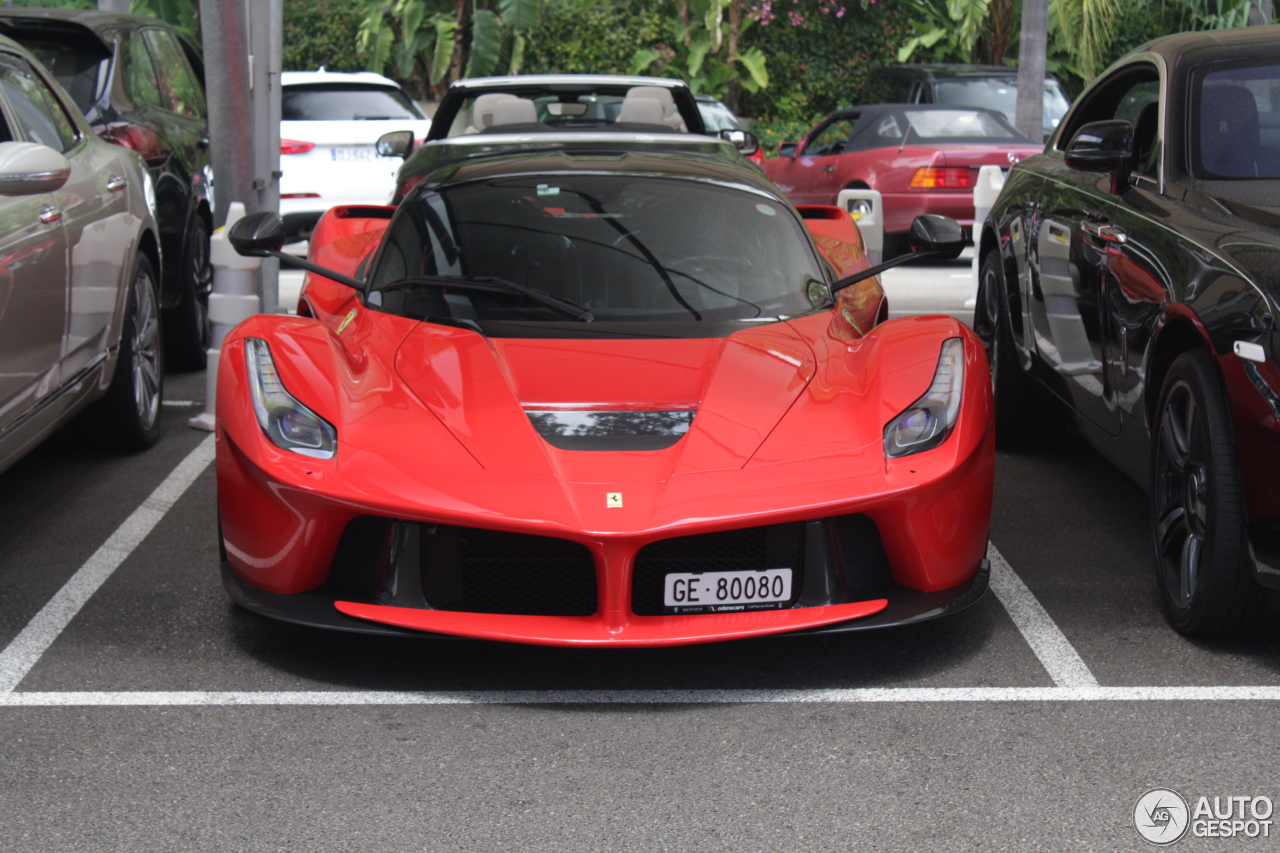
[283,0,368,72]
[625,0,769,99]
[897,0,989,64]
[2,0,95,8]
[737,1,912,123]
[520,0,666,76]
[132,0,200,41]
[356,0,547,98]
[753,117,817,157]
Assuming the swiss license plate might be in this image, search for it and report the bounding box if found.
[329,147,376,162]
[663,568,793,613]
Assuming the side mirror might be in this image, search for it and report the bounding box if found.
[778,141,798,158]
[907,214,965,260]
[719,129,760,156]
[830,214,966,294]
[376,130,414,159]
[1064,120,1133,170]
[227,209,368,290]
[0,141,70,195]
[228,211,287,257]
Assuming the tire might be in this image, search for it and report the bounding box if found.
[164,217,212,371]
[1150,349,1265,637]
[76,253,163,451]
[974,250,1043,448]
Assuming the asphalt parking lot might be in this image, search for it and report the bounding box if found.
[2,260,1278,852]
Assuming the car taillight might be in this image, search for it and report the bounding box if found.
[93,122,168,167]
[280,139,315,155]
[909,168,974,189]
[281,193,320,199]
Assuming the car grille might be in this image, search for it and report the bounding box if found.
[630,522,806,615]
[421,525,599,617]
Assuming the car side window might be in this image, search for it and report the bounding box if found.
[123,33,163,109]
[804,118,858,157]
[141,28,205,119]
[1057,63,1159,150]
[0,55,78,152]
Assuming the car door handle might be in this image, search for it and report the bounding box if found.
[822,165,836,173]
[1083,221,1127,243]
[39,205,62,224]
[106,175,127,192]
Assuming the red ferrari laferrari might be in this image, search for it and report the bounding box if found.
[215,143,994,646]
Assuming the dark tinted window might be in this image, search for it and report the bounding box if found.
[122,32,162,108]
[21,40,110,117]
[866,71,912,103]
[142,28,205,118]
[1194,61,1280,180]
[371,175,826,329]
[0,55,77,151]
[1057,64,1159,150]
[282,85,424,120]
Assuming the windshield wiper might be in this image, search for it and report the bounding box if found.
[382,275,594,322]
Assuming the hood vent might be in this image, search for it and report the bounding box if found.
[526,409,695,451]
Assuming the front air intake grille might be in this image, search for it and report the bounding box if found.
[421,525,598,616]
[630,522,806,615]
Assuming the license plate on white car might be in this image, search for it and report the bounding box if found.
[663,568,793,613]
[329,147,376,162]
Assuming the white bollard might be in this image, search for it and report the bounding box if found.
[189,202,261,432]
[836,188,884,266]
[967,165,1006,308]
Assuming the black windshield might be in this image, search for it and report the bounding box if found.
[368,174,828,337]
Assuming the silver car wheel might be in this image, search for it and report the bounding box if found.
[131,266,161,429]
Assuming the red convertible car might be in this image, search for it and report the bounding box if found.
[215,143,994,647]
[765,104,1043,254]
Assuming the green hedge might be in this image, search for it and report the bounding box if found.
[738,5,915,125]
[282,0,367,73]
[522,0,668,76]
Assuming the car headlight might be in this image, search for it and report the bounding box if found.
[883,337,964,458]
[244,338,337,459]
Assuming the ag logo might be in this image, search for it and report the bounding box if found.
[1135,788,1190,845]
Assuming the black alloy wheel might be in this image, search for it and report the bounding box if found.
[74,253,164,451]
[164,217,213,370]
[975,251,1041,447]
[1151,349,1264,637]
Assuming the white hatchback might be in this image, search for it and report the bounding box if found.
[279,70,431,226]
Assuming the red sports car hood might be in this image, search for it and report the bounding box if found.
[393,322,817,480]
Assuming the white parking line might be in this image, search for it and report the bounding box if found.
[2,432,1274,706]
[0,435,216,693]
[988,545,1099,687]
[1,686,1278,706]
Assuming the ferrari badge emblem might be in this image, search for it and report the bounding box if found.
[606,492,623,508]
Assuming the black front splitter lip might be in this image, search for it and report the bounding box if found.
[223,559,989,641]
[222,561,438,639]
[789,559,990,636]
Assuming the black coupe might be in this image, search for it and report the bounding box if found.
[975,25,1280,637]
